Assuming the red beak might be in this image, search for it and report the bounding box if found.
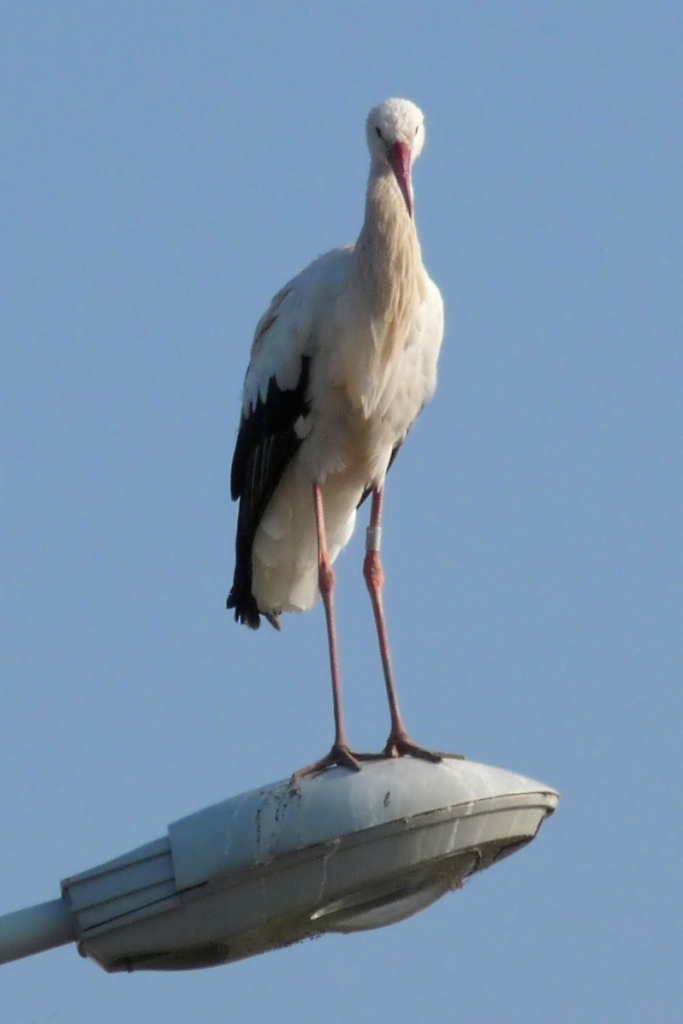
[388,141,413,217]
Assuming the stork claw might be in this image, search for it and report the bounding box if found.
[292,744,381,784]
[382,730,464,763]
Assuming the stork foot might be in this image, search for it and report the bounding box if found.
[292,743,368,782]
[382,730,464,763]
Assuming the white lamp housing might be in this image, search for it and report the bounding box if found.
[57,757,558,972]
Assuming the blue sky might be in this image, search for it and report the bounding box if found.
[1,4,681,1021]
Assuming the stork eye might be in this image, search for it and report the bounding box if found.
[375,126,382,139]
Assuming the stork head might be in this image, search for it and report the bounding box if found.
[366,98,426,217]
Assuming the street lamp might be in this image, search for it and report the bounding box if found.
[0,757,557,972]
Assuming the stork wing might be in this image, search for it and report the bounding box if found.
[227,250,351,628]
[228,292,313,628]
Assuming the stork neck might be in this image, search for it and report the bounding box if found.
[355,166,422,311]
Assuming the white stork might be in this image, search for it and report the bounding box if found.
[228,98,449,776]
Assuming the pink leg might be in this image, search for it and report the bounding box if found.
[364,488,446,762]
[294,483,362,778]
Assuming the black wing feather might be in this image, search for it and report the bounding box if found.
[227,356,311,628]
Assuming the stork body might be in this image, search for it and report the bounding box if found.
[228,99,449,773]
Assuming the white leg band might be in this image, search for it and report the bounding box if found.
[366,525,382,553]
